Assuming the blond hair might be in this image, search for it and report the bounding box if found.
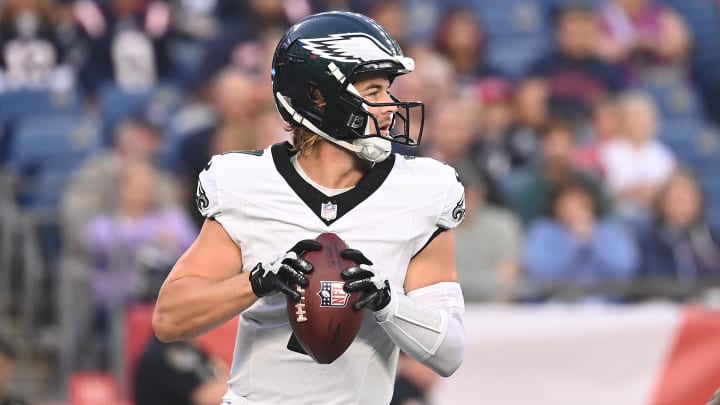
[291,126,324,155]
[288,85,326,155]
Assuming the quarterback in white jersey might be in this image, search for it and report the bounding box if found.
[153,11,467,405]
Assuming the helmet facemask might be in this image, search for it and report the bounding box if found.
[341,81,425,146]
[339,82,424,162]
[313,61,424,161]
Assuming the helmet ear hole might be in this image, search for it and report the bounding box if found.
[308,84,327,110]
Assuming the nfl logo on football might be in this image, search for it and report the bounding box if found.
[321,201,337,221]
[318,281,350,307]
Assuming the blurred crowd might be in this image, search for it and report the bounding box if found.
[1,0,720,403]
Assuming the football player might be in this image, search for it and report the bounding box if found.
[153,11,466,405]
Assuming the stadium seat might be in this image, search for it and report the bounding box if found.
[97,83,184,146]
[701,178,720,228]
[487,35,550,77]
[5,113,101,215]
[642,77,704,122]
[663,0,720,66]
[662,0,720,120]
[546,0,603,7]
[404,0,444,43]
[657,119,703,159]
[0,88,84,163]
[0,88,83,128]
[689,149,720,175]
[97,84,154,145]
[462,0,551,77]
[474,0,547,35]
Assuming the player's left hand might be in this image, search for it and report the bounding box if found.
[340,249,391,312]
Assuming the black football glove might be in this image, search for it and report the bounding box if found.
[250,239,322,301]
[341,249,391,312]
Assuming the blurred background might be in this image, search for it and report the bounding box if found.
[0,0,719,404]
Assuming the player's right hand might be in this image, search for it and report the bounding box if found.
[250,240,322,301]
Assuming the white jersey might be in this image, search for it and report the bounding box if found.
[196,142,465,405]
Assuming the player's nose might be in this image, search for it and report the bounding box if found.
[381,93,398,114]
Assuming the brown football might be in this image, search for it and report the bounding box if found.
[286,232,365,364]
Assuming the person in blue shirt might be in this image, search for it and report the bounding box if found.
[522,178,638,301]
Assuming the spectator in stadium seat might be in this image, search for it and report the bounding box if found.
[420,99,520,301]
[0,335,27,405]
[522,179,638,301]
[434,5,506,87]
[61,115,178,255]
[245,0,306,33]
[599,91,675,228]
[0,0,76,92]
[525,4,625,119]
[418,97,478,168]
[163,0,250,89]
[637,168,720,283]
[174,68,268,227]
[193,0,313,88]
[471,77,538,190]
[364,0,409,50]
[72,0,175,92]
[60,116,180,368]
[393,46,457,113]
[572,96,624,179]
[596,0,691,82]
[507,117,606,227]
[84,159,196,368]
[195,25,271,93]
[454,164,523,302]
[169,0,247,43]
[512,78,551,142]
[135,336,229,405]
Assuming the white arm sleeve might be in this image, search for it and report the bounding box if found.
[372,282,466,377]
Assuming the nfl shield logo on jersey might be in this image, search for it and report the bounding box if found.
[318,281,350,307]
[320,201,337,221]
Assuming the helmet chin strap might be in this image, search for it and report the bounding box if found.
[352,137,391,163]
[276,91,392,163]
[352,119,392,162]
